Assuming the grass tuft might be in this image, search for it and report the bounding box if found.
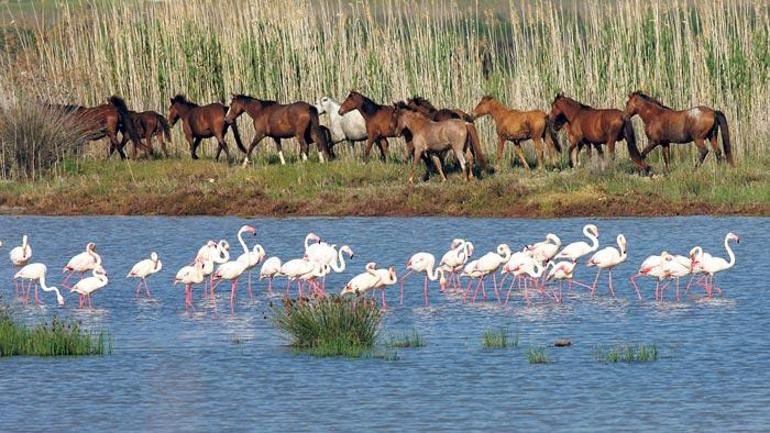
[386,329,425,349]
[270,296,382,358]
[482,328,517,349]
[526,346,549,364]
[0,311,111,357]
[595,344,659,363]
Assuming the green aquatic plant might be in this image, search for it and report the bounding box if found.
[482,328,517,349]
[526,346,549,364]
[270,295,382,358]
[386,329,425,349]
[595,344,659,363]
[0,311,111,357]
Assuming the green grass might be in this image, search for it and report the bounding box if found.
[482,328,517,349]
[595,344,659,363]
[386,329,425,349]
[270,296,382,358]
[0,311,111,357]
[526,346,550,364]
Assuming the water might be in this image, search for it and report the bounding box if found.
[0,216,767,432]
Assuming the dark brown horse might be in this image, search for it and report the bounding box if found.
[338,91,398,161]
[120,110,172,158]
[549,93,649,172]
[224,94,331,165]
[623,91,732,170]
[167,94,246,161]
[47,96,143,160]
[406,96,488,170]
[471,95,560,170]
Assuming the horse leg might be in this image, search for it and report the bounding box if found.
[532,136,545,170]
[709,133,723,162]
[109,131,126,160]
[567,134,579,168]
[514,141,530,171]
[363,136,376,162]
[157,130,169,158]
[454,149,469,181]
[430,154,447,182]
[190,136,201,160]
[695,139,709,168]
[495,135,506,169]
[215,132,231,163]
[241,134,264,166]
[409,149,423,184]
[376,138,389,162]
[662,144,672,171]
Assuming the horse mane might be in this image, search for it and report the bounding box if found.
[408,96,437,112]
[557,94,592,110]
[350,91,380,116]
[171,94,198,107]
[630,91,671,109]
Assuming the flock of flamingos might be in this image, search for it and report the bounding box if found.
[1,225,740,311]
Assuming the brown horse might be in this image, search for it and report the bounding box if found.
[168,95,246,161]
[549,93,649,172]
[47,96,143,160]
[406,96,488,170]
[623,91,732,170]
[338,91,398,161]
[395,107,474,183]
[224,94,331,165]
[471,95,560,170]
[120,110,172,158]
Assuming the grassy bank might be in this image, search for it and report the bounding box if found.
[0,156,767,217]
[0,311,111,357]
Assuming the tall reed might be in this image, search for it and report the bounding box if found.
[0,311,111,357]
[1,0,767,165]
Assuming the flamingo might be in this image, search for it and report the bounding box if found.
[62,242,101,288]
[463,244,512,303]
[329,245,354,273]
[212,259,250,308]
[341,262,398,308]
[126,252,162,298]
[544,261,593,301]
[503,258,547,306]
[281,258,328,297]
[175,258,206,310]
[304,232,321,252]
[660,253,691,301]
[526,233,561,264]
[71,265,108,309]
[10,234,32,297]
[259,257,283,294]
[499,248,536,291]
[691,232,740,297]
[234,225,263,298]
[554,224,599,262]
[400,252,447,306]
[13,263,65,306]
[629,251,668,301]
[586,234,627,297]
[439,240,473,289]
[200,240,230,297]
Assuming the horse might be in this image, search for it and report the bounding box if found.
[471,95,560,170]
[119,110,172,158]
[167,94,246,161]
[406,96,488,170]
[549,93,649,172]
[338,91,399,161]
[395,106,474,183]
[224,94,331,166]
[315,96,368,154]
[623,91,733,170]
[47,96,143,160]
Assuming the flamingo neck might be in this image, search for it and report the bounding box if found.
[426,264,443,281]
[724,236,736,269]
[331,249,346,272]
[238,230,249,255]
[584,227,598,251]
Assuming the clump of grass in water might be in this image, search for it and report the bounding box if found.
[482,328,517,349]
[386,329,425,348]
[595,344,659,363]
[526,346,549,364]
[270,296,382,358]
[0,311,111,357]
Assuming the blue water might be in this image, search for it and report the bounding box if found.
[0,216,767,432]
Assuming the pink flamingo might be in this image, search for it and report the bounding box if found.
[259,257,283,294]
[586,234,627,297]
[553,224,599,262]
[62,242,101,288]
[71,265,108,309]
[462,244,511,303]
[400,252,446,306]
[175,258,205,310]
[126,252,162,298]
[691,232,740,297]
[13,263,65,306]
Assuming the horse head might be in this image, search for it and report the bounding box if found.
[225,94,251,123]
[338,91,363,116]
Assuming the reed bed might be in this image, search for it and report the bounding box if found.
[482,327,517,349]
[0,311,111,357]
[526,346,550,364]
[270,296,383,358]
[386,329,426,349]
[0,0,767,168]
[594,344,659,363]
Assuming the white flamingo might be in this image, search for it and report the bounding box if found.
[341,262,398,308]
[62,242,101,287]
[439,240,474,288]
[554,224,599,262]
[13,263,65,306]
[175,258,206,310]
[259,257,283,294]
[281,258,328,297]
[463,244,512,303]
[526,233,561,264]
[127,252,162,298]
[629,251,669,301]
[401,252,446,306]
[660,253,692,301]
[10,235,32,297]
[691,232,740,297]
[234,225,264,297]
[71,265,108,309]
[503,258,547,305]
[213,259,250,307]
[586,234,627,297]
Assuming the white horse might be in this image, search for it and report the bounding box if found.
[315,96,368,148]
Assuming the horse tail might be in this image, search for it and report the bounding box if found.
[545,115,561,153]
[308,107,331,161]
[159,115,172,142]
[226,110,248,155]
[109,95,141,148]
[715,110,733,166]
[465,122,487,170]
[623,118,650,173]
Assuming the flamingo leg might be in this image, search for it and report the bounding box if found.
[381,289,388,309]
[629,275,643,301]
[143,278,153,298]
[423,276,429,307]
[607,270,615,297]
[463,279,474,303]
[34,283,41,305]
[399,270,413,305]
[591,269,602,298]
[247,272,254,300]
[472,278,484,303]
[492,273,501,303]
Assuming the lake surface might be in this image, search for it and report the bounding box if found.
[0,216,767,432]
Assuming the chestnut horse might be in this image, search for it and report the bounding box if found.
[395,107,474,183]
[338,91,398,161]
[224,94,331,165]
[406,96,488,170]
[120,110,172,158]
[623,91,733,170]
[549,93,649,172]
[471,95,560,170]
[47,96,143,160]
[168,94,246,161]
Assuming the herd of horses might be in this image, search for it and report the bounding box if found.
[51,91,733,180]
